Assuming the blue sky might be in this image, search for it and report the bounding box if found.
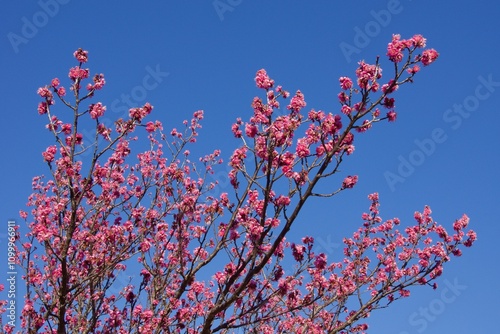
[1,1,499,332]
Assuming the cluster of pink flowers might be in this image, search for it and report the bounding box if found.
[129,102,153,122]
[387,110,397,122]
[355,61,382,91]
[68,66,89,81]
[145,120,163,133]
[97,123,111,140]
[36,87,52,100]
[382,79,399,94]
[421,49,440,66]
[49,77,66,96]
[41,145,57,163]
[255,68,274,90]
[339,76,353,90]
[87,73,106,91]
[89,102,106,119]
[287,90,307,113]
[73,48,88,63]
[387,34,439,67]
[36,87,54,115]
[342,175,358,189]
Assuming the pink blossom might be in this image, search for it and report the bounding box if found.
[341,105,352,115]
[245,123,257,137]
[387,110,397,122]
[37,102,48,115]
[89,102,106,119]
[291,243,306,262]
[275,85,289,98]
[344,145,355,155]
[356,61,380,90]
[338,92,349,103]
[287,90,306,113]
[464,230,477,247]
[339,76,353,90]
[308,109,325,121]
[314,253,327,270]
[412,34,427,48]
[96,124,111,141]
[144,103,154,116]
[37,87,52,99]
[88,73,106,90]
[129,103,152,122]
[453,214,469,231]
[275,195,291,207]
[382,79,399,94]
[421,49,439,66]
[65,133,83,146]
[407,65,421,75]
[387,34,405,62]
[296,138,310,158]
[400,289,410,297]
[255,69,274,90]
[145,121,155,133]
[68,66,89,81]
[61,123,72,134]
[356,120,372,132]
[232,118,243,138]
[42,145,57,162]
[229,146,247,169]
[73,48,88,63]
[382,97,395,109]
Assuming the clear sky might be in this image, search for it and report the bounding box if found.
[1,1,499,333]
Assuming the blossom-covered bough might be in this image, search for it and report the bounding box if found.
[0,36,475,333]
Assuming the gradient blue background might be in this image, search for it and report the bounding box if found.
[1,1,499,333]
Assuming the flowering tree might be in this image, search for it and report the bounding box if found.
[1,35,476,333]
